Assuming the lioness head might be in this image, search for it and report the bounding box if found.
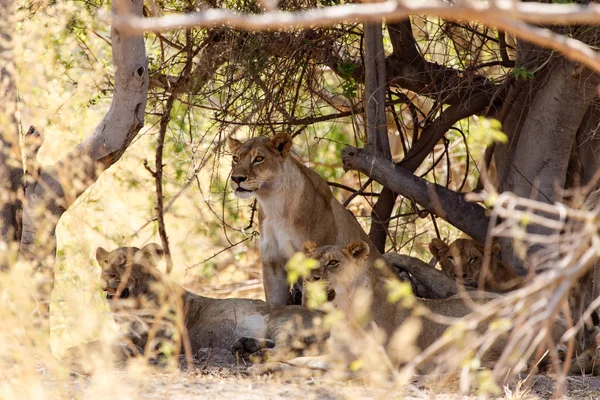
[301,240,370,308]
[429,238,501,287]
[96,243,164,302]
[227,133,293,199]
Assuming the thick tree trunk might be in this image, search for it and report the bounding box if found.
[497,56,599,271]
[0,0,23,269]
[342,146,490,243]
[505,60,598,203]
[19,0,148,326]
[575,104,600,189]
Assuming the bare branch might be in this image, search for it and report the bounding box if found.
[113,1,600,72]
[341,145,490,243]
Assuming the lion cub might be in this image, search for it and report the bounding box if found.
[301,241,574,371]
[429,238,524,292]
[301,241,494,357]
[96,244,325,361]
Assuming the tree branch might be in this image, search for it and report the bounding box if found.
[19,0,148,273]
[113,1,600,74]
[341,146,490,243]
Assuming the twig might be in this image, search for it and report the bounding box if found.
[342,178,374,207]
[326,181,378,197]
[187,231,258,270]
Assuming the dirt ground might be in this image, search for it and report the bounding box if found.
[37,350,600,400]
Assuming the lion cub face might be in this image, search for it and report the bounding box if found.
[301,241,370,308]
[227,133,293,199]
[96,243,164,302]
[429,238,500,287]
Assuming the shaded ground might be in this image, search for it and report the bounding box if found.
[37,349,600,400]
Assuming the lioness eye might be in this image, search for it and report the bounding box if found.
[233,156,239,163]
[253,155,264,163]
[327,260,339,269]
[468,257,477,264]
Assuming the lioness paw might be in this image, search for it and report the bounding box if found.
[231,336,275,358]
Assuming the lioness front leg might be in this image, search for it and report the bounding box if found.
[231,337,275,358]
[262,261,290,305]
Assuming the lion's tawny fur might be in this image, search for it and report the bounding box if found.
[429,238,524,292]
[228,133,384,305]
[96,244,323,358]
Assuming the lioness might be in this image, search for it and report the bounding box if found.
[302,241,574,370]
[96,244,325,359]
[228,133,384,305]
[429,238,524,292]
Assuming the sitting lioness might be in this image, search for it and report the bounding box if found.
[228,133,385,305]
[96,244,325,360]
[429,238,524,292]
[301,241,575,370]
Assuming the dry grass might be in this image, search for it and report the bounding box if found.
[7,2,600,399]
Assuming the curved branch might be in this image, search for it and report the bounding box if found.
[19,0,149,262]
[401,90,503,172]
[113,1,600,74]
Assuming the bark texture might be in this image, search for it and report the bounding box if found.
[0,0,23,269]
[19,0,148,322]
[341,146,490,243]
[497,54,600,271]
[504,59,599,203]
[363,22,395,252]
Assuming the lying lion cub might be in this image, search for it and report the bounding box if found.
[96,244,325,360]
[302,241,574,370]
[429,238,524,292]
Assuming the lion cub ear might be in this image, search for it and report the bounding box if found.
[345,241,370,261]
[268,133,292,157]
[302,241,318,257]
[138,243,164,266]
[429,238,448,261]
[96,247,110,268]
[227,136,242,153]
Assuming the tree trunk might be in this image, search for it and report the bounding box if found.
[19,0,149,327]
[497,54,599,271]
[0,0,23,270]
[363,22,395,252]
[575,104,600,189]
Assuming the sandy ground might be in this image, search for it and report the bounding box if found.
[35,350,600,400]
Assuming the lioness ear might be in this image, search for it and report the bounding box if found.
[268,133,292,157]
[227,136,242,153]
[302,241,318,257]
[139,243,164,265]
[345,241,370,261]
[429,238,448,260]
[96,247,109,268]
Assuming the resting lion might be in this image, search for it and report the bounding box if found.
[228,133,386,305]
[429,238,524,292]
[301,240,575,370]
[95,243,325,360]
